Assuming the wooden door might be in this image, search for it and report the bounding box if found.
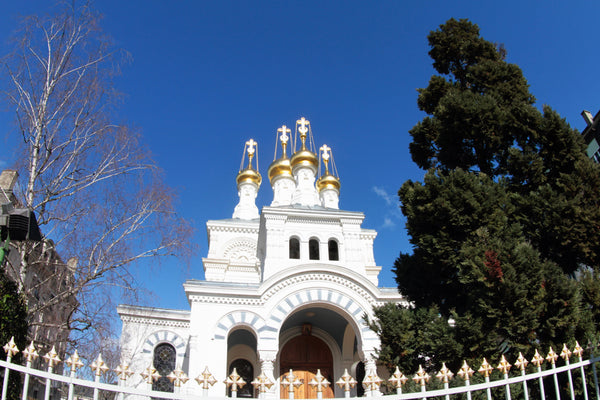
[280,334,334,399]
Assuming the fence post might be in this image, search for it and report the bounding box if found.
[42,346,61,400]
[497,355,512,400]
[457,361,474,400]
[66,351,84,400]
[115,362,134,400]
[90,354,109,400]
[1,337,19,400]
[561,344,576,400]
[281,369,301,399]
[573,342,589,400]
[515,352,529,400]
[21,342,39,400]
[531,350,546,400]
[412,365,430,400]
[478,358,493,400]
[436,363,453,400]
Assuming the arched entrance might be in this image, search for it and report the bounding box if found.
[279,326,334,399]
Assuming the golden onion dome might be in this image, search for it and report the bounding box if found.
[316,172,340,192]
[236,167,262,187]
[290,148,318,173]
[267,155,293,184]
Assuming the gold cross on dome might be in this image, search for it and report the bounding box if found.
[321,144,331,162]
[277,125,290,144]
[296,117,309,136]
[246,139,256,156]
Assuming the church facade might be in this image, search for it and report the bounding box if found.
[117,118,405,398]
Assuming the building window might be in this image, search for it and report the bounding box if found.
[309,238,320,260]
[228,359,254,398]
[153,343,176,393]
[289,238,300,259]
[328,240,339,261]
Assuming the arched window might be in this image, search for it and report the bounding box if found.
[152,343,176,393]
[228,359,255,398]
[289,238,300,259]
[328,240,339,261]
[309,238,320,260]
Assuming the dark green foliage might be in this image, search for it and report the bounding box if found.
[374,18,600,374]
[0,267,27,400]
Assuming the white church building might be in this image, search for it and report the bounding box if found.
[117,117,405,398]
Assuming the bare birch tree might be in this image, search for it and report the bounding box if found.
[1,1,193,355]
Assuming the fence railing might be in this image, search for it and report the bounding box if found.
[2,338,600,400]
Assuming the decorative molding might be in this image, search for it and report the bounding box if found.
[141,330,187,358]
[213,311,266,340]
[120,315,190,329]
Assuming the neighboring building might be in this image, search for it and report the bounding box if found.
[581,109,600,163]
[0,169,76,356]
[118,118,406,398]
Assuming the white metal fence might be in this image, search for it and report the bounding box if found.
[2,338,600,400]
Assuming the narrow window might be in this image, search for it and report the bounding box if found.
[153,343,176,393]
[309,238,320,260]
[328,240,339,261]
[289,238,300,259]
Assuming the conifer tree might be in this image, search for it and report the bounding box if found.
[373,18,600,373]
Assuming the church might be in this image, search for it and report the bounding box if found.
[117,117,406,398]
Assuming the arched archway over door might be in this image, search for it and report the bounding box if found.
[279,331,334,399]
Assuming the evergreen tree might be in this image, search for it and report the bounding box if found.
[374,18,600,373]
[0,267,28,400]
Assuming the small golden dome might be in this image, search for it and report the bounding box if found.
[316,172,340,192]
[268,156,293,184]
[290,149,318,172]
[236,167,262,187]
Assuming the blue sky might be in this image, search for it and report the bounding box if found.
[1,1,599,312]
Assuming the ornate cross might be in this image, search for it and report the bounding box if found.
[141,366,160,384]
[436,363,453,383]
[168,366,190,387]
[91,354,109,376]
[115,363,134,380]
[3,337,19,359]
[281,369,301,395]
[412,365,430,387]
[515,352,528,371]
[251,372,274,393]
[496,355,511,375]
[43,346,62,369]
[457,361,474,381]
[278,125,291,145]
[388,366,408,391]
[195,366,217,389]
[531,349,545,368]
[225,368,246,393]
[478,358,493,377]
[297,117,309,136]
[546,347,558,365]
[560,344,572,361]
[336,369,357,392]
[309,369,330,393]
[23,342,39,363]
